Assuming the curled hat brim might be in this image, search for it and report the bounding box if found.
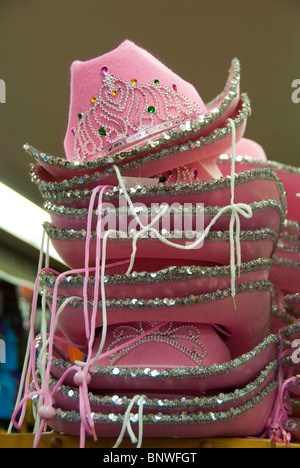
[25,59,245,182]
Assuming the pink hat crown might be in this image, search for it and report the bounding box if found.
[64,40,206,162]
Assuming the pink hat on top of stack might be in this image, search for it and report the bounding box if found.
[25,39,247,182]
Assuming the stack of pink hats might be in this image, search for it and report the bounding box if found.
[10,40,300,447]
[216,140,300,444]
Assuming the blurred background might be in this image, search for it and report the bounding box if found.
[0,0,299,431]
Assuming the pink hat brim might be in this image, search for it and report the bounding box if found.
[47,280,274,359]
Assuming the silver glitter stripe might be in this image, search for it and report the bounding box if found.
[44,360,279,410]
[42,224,280,243]
[24,59,241,170]
[277,242,300,253]
[36,168,286,219]
[284,293,300,306]
[273,307,297,326]
[43,199,285,224]
[272,256,300,269]
[29,94,251,192]
[101,169,285,204]
[51,332,281,380]
[279,320,300,339]
[45,279,275,311]
[282,418,300,434]
[52,381,278,425]
[39,258,271,289]
[280,232,300,243]
[281,355,296,368]
[51,322,300,380]
[283,219,300,233]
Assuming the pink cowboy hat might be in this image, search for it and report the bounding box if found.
[42,358,278,441]
[270,257,300,296]
[42,322,300,445]
[16,316,300,447]
[40,258,272,301]
[37,164,286,270]
[30,161,286,212]
[45,277,274,359]
[47,358,278,416]
[43,198,284,234]
[215,150,300,298]
[216,154,300,223]
[49,326,282,395]
[45,326,283,444]
[43,223,279,270]
[269,221,300,295]
[41,258,272,349]
[24,40,249,183]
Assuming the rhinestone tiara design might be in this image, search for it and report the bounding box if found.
[105,322,207,367]
[72,66,203,161]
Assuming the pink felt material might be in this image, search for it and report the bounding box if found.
[64,40,206,161]
[24,39,245,186]
[49,364,277,416]
[269,263,300,294]
[47,388,277,440]
[47,201,283,233]
[116,105,246,180]
[34,165,285,212]
[43,261,270,303]
[235,138,267,161]
[50,334,279,393]
[284,293,300,312]
[54,286,273,359]
[217,158,299,222]
[48,389,276,440]
[33,98,246,183]
[48,233,276,270]
[275,246,300,263]
[291,404,300,418]
[92,322,232,369]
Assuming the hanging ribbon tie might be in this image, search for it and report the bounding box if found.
[9,116,253,449]
[113,118,253,309]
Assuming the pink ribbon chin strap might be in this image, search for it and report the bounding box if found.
[9,116,252,449]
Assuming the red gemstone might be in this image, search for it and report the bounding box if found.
[173,84,177,91]
[101,66,108,74]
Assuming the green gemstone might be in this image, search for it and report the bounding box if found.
[78,113,83,119]
[148,106,155,114]
[159,176,166,183]
[99,127,106,135]
[154,79,160,85]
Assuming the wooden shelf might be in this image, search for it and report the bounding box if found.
[0,432,299,448]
